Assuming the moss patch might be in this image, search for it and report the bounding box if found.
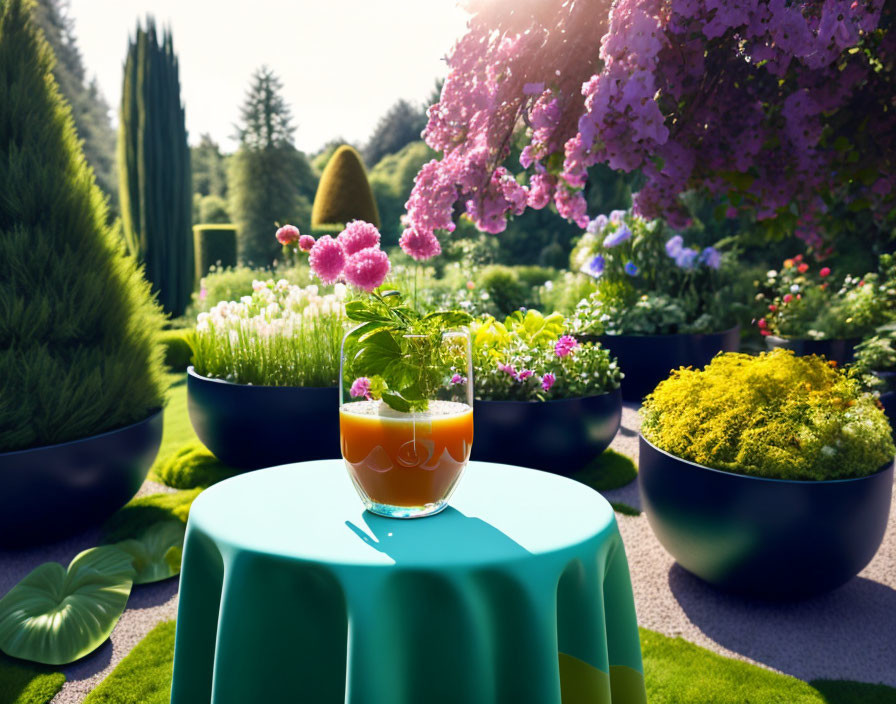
[154,441,237,490]
[82,621,175,704]
[148,374,199,482]
[101,489,201,544]
[0,654,64,704]
[571,449,637,492]
[808,679,896,704]
[611,502,641,516]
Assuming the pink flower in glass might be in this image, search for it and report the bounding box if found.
[343,247,391,292]
[337,221,382,256]
[308,236,346,284]
[350,377,372,400]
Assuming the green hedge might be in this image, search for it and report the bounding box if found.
[158,329,194,371]
[193,224,237,280]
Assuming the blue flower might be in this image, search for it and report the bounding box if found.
[586,214,608,234]
[675,247,699,270]
[700,246,721,270]
[581,254,605,278]
[624,261,639,276]
[602,224,632,248]
[665,235,684,258]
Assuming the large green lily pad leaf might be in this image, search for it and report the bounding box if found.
[115,521,185,584]
[0,546,135,665]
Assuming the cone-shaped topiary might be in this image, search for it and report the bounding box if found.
[311,145,380,230]
[0,0,167,453]
[118,18,193,316]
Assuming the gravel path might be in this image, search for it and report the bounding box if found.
[1,413,894,702]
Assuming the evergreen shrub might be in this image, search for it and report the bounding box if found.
[311,145,380,229]
[193,224,237,280]
[0,0,166,452]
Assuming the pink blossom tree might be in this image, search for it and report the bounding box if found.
[402,0,893,255]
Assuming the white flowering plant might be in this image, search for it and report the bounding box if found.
[192,279,349,387]
[472,310,622,402]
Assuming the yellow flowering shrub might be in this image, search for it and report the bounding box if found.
[641,350,895,480]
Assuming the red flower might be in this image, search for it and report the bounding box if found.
[783,294,793,303]
[760,329,771,336]
[768,304,777,312]
[757,318,767,329]
[794,254,804,263]
[797,263,809,273]
[819,267,831,278]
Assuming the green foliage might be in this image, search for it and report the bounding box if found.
[118,18,193,316]
[193,281,347,387]
[154,441,237,489]
[0,653,64,704]
[362,98,428,169]
[478,266,528,316]
[342,292,472,412]
[539,272,598,316]
[158,328,194,371]
[191,133,227,199]
[641,350,895,480]
[0,546,135,665]
[114,521,185,584]
[571,449,638,492]
[82,621,176,704]
[808,679,896,704]
[757,254,896,340]
[33,0,117,208]
[369,140,435,245]
[193,224,237,280]
[569,211,745,336]
[196,195,230,225]
[229,67,316,265]
[0,0,166,452]
[472,310,622,401]
[312,145,380,229]
[854,323,896,383]
[102,489,201,544]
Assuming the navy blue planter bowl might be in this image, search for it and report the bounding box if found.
[594,327,740,402]
[187,367,339,470]
[765,335,860,365]
[0,410,163,547]
[471,388,622,475]
[638,434,894,599]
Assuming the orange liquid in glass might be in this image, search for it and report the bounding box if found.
[339,400,474,508]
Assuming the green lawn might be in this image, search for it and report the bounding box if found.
[0,654,64,704]
[73,621,896,704]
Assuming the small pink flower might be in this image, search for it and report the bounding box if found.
[542,372,556,391]
[782,293,793,303]
[298,235,316,252]
[757,318,767,329]
[760,330,771,337]
[517,369,534,381]
[451,374,467,385]
[343,247,391,292]
[199,286,208,301]
[819,267,831,278]
[399,227,442,261]
[337,221,381,256]
[554,335,578,358]
[466,280,475,290]
[497,362,517,377]
[350,377,371,400]
[308,236,346,284]
[276,224,300,245]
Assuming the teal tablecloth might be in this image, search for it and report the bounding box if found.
[171,460,646,704]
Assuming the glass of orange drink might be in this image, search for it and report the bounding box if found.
[339,328,473,518]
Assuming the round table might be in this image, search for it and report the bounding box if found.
[170,460,646,704]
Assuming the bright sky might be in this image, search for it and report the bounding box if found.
[68,0,469,154]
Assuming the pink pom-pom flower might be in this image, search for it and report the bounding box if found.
[308,236,346,284]
[276,224,300,245]
[298,234,316,252]
[554,335,578,358]
[399,227,442,261]
[337,221,381,256]
[350,377,372,400]
[343,247,391,292]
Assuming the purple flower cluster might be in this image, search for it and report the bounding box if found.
[665,236,721,271]
[407,0,893,249]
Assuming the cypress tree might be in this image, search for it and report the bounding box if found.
[0,0,166,452]
[118,18,193,316]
